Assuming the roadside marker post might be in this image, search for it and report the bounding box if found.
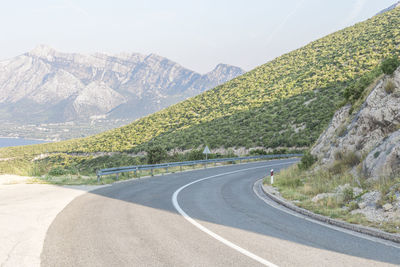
[270,169,274,184]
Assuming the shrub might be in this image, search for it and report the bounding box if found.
[336,125,347,137]
[347,201,359,211]
[48,166,67,176]
[329,161,346,175]
[250,149,267,155]
[342,151,360,167]
[186,149,204,161]
[334,150,344,161]
[384,80,396,94]
[344,67,382,103]
[380,57,400,75]
[298,151,316,170]
[333,151,360,167]
[146,145,167,164]
[342,187,354,203]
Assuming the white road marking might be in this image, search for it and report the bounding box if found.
[172,161,296,267]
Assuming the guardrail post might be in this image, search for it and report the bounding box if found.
[180,165,182,172]
[116,173,119,180]
[97,173,100,183]
[151,168,153,176]
[134,167,137,178]
[166,165,169,174]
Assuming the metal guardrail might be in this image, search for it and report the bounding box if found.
[96,154,302,182]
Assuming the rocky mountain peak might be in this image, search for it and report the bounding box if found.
[144,53,166,62]
[28,44,57,58]
[211,63,244,74]
[213,63,232,70]
[205,63,245,84]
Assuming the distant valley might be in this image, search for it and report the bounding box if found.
[0,46,244,140]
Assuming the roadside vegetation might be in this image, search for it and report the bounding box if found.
[28,153,284,185]
[265,149,400,234]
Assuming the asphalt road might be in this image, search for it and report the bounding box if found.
[41,159,400,266]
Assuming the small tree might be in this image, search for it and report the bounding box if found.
[380,57,400,75]
[146,145,167,164]
[298,151,316,170]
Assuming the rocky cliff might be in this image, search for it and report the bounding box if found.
[311,66,400,180]
[0,45,245,124]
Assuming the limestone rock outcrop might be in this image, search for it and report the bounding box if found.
[311,66,400,180]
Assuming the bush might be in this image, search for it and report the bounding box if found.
[186,149,204,161]
[329,160,346,175]
[381,57,400,75]
[334,150,344,161]
[342,151,360,167]
[48,166,67,176]
[336,125,347,137]
[250,149,267,155]
[298,151,316,170]
[342,187,354,203]
[347,201,359,211]
[146,145,167,164]
[344,67,382,103]
[384,80,396,94]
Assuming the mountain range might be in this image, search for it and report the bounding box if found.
[0,45,244,124]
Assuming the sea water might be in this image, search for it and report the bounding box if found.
[0,138,47,148]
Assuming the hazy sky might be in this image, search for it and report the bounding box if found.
[0,0,396,73]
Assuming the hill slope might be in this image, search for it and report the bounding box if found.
[376,1,400,15]
[1,7,400,172]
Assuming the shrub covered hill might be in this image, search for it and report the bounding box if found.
[1,8,400,175]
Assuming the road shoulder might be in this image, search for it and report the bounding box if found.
[254,179,400,244]
[0,182,105,267]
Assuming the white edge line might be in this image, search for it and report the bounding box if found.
[172,161,296,267]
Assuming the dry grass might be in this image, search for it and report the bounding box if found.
[265,159,400,234]
[384,79,396,94]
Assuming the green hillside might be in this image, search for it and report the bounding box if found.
[1,8,400,175]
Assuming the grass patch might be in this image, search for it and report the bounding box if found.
[385,79,396,94]
[264,157,400,233]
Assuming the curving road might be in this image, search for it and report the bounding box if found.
[41,159,400,266]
